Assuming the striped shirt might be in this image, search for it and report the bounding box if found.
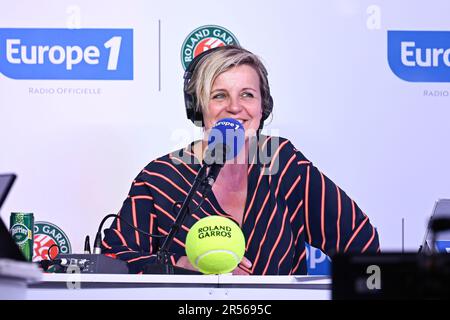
[102,136,380,274]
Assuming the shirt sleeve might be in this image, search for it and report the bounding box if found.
[292,145,380,256]
[101,173,175,274]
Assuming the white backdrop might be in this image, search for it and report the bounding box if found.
[1,0,450,253]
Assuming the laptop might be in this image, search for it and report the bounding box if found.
[0,174,27,261]
[420,199,450,253]
[0,174,16,209]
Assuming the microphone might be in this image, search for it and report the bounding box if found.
[205,118,245,164]
[145,118,245,274]
[199,118,245,196]
[84,235,91,254]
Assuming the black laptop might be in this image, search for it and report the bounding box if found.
[0,174,27,261]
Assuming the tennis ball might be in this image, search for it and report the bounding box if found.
[185,215,245,274]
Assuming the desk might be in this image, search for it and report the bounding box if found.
[27,274,331,300]
[0,259,42,300]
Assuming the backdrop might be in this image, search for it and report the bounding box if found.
[1,1,450,267]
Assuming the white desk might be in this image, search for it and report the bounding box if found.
[27,273,331,300]
[0,259,42,300]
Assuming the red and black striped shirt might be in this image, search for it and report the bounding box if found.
[102,136,380,274]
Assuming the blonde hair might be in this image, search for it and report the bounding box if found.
[186,45,272,122]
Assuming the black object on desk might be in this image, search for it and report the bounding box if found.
[0,173,27,262]
[53,253,129,274]
[332,252,450,299]
[143,263,201,275]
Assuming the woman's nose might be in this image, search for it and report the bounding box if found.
[226,96,243,113]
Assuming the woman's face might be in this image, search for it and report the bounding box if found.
[203,64,263,134]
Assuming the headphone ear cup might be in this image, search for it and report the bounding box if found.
[184,79,195,122]
[184,83,204,127]
[259,95,273,130]
[192,95,204,127]
[262,95,274,121]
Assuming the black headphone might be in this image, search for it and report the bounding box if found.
[183,46,273,127]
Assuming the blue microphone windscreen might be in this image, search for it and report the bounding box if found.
[207,118,245,161]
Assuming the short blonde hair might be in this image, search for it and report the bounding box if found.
[185,45,272,125]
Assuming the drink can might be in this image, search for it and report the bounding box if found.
[10,212,34,261]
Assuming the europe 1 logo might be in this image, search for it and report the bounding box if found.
[0,28,133,80]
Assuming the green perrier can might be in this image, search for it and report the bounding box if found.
[10,212,34,261]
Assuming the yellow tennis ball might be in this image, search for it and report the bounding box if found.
[185,215,245,275]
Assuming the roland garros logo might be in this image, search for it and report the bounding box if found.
[181,25,240,70]
[33,221,72,262]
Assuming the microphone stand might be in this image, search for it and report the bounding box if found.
[144,161,223,274]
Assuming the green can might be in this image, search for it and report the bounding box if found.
[10,212,34,261]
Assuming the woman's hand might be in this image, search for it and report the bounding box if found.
[232,257,252,275]
[175,256,198,272]
[176,255,253,275]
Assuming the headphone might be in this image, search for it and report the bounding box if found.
[183,46,273,127]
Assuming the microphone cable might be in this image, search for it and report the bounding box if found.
[37,244,61,271]
[93,213,166,253]
[47,243,60,260]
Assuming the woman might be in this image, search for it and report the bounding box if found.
[102,45,380,275]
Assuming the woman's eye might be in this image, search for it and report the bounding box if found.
[212,93,225,99]
[242,92,254,98]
